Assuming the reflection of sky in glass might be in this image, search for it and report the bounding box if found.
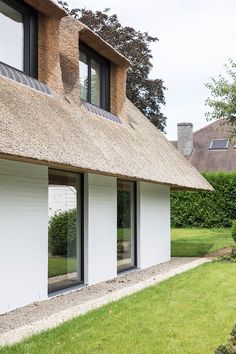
[79,52,88,101]
[0,2,24,71]
[91,59,101,107]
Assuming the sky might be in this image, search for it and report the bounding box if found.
[67,0,236,140]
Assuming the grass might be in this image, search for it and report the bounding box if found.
[48,227,131,278]
[1,262,236,354]
[171,228,234,257]
[49,228,233,277]
[48,256,77,278]
[117,228,131,242]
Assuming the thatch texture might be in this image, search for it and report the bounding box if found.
[0,74,212,191]
[59,17,129,118]
[25,0,66,17]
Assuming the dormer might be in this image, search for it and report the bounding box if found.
[0,0,38,77]
[59,17,131,120]
[0,0,66,94]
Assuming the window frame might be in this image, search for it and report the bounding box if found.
[117,180,137,273]
[209,139,229,150]
[0,0,38,78]
[48,169,84,294]
[79,42,110,111]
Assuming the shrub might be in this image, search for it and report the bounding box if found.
[171,172,236,228]
[215,247,236,263]
[215,324,236,354]
[232,221,236,243]
[49,209,77,256]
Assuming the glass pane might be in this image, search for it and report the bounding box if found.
[79,52,88,101]
[0,1,24,71]
[48,170,81,292]
[117,181,135,272]
[91,59,101,107]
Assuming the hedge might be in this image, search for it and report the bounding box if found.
[171,172,236,228]
[49,209,77,256]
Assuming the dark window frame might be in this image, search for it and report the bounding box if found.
[117,180,137,274]
[48,169,84,294]
[0,0,38,78]
[79,42,110,111]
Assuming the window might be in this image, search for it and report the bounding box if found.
[79,43,110,111]
[117,180,137,272]
[0,0,38,77]
[209,139,229,150]
[48,170,83,293]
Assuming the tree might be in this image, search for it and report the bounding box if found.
[206,58,236,136]
[58,2,167,131]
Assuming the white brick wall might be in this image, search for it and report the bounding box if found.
[137,182,170,269]
[84,173,117,285]
[0,159,48,314]
[0,161,171,314]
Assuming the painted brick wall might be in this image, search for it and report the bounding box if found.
[84,174,117,285]
[0,159,48,314]
[137,182,170,269]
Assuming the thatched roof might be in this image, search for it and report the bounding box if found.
[25,0,66,17]
[0,74,212,191]
[78,22,131,68]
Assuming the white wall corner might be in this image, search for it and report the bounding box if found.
[138,182,171,269]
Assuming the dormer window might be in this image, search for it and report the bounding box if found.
[209,139,229,150]
[0,0,38,78]
[79,43,110,111]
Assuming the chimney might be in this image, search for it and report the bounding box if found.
[177,122,193,156]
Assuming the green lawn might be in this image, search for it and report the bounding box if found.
[48,256,77,278]
[117,228,131,242]
[171,228,234,257]
[1,262,236,354]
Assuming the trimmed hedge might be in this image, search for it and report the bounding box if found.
[232,221,236,243]
[49,209,77,256]
[171,172,236,228]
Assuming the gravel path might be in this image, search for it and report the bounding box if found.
[0,257,210,346]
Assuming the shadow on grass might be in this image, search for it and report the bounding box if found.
[171,241,214,257]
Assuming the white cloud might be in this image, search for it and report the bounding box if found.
[67,0,236,139]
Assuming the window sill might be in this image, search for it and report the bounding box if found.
[82,100,122,124]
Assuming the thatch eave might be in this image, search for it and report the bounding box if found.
[0,74,213,192]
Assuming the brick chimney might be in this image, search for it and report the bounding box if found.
[177,122,193,156]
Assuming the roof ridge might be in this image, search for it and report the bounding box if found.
[193,118,225,135]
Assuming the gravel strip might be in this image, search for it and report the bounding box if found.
[0,257,210,346]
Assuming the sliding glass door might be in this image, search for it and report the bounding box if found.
[48,170,83,293]
[117,180,136,272]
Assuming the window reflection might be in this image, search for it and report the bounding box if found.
[0,1,24,71]
[79,45,109,111]
[117,181,136,272]
[91,59,101,107]
[79,52,88,101]
[48,170,82,293]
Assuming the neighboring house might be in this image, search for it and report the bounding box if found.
[0,0,212,315]
[172,120,236,172]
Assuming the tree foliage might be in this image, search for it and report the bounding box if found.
[58,2,166,131]
[206,58,236,137]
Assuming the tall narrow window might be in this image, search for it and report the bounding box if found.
[117,181,136,272]
[91,58,101,106]
[79,51,88,101]
[48,170,83,293]
[79,43,110,111]
[0,0,38,77]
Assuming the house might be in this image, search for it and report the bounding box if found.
[172,120,236,172]
[0,0,212,315]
